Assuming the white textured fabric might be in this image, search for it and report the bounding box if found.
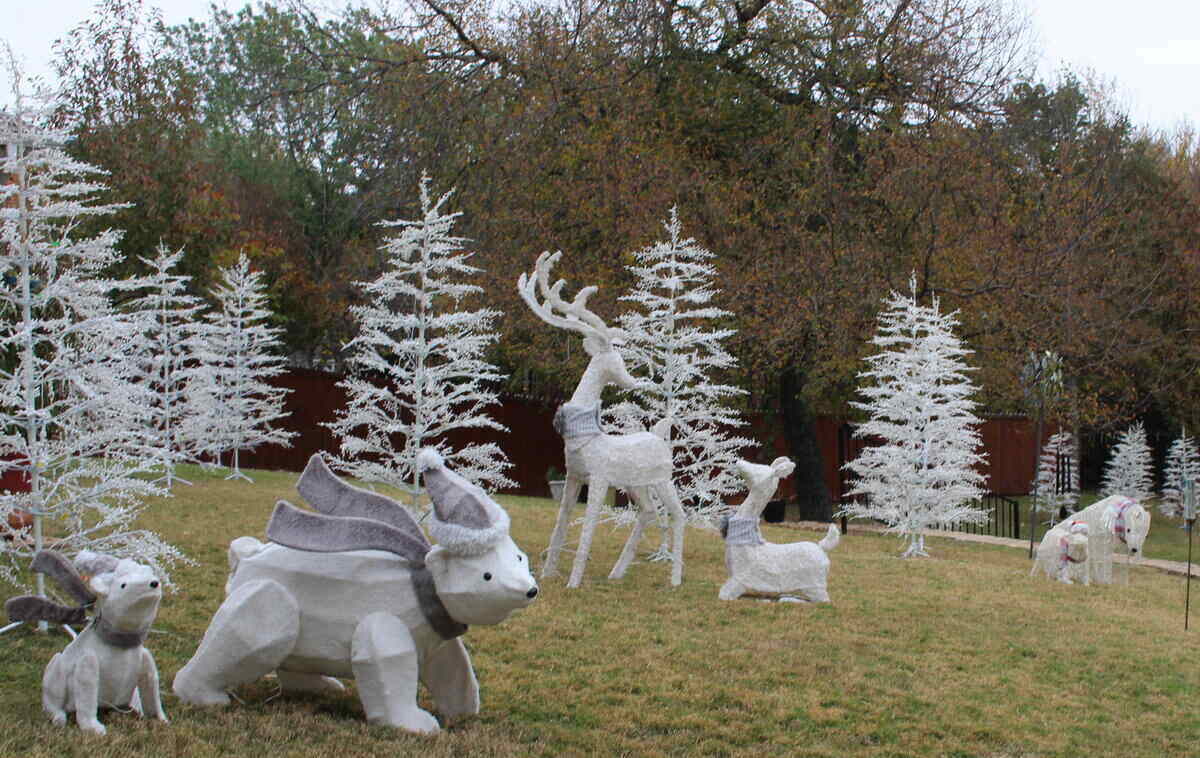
[175,456,537,734]
[1032,495,1151,585]
[39,558,168,734]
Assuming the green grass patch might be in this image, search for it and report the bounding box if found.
[0,464,1196,756]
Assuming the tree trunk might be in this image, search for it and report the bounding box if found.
[779,366,833,521]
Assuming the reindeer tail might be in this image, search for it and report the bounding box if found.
[228,536,264,575]
[818,523,840,553]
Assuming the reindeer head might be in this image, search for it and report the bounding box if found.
[518,251,638,391]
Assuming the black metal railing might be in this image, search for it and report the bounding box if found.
[934,493,1022,539]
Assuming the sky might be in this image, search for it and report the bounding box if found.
[4,0,1199,133]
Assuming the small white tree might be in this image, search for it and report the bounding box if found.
[326,176,512,507]
[603,208,752,547]
[1100,421,1154,503]
[1032,431,1080,522]
[1160,429,1198,518]
[126,243,207,487]
[0,72,184,593]
[193,253,294,481]
[840,276,988,558]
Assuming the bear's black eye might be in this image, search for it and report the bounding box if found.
[483,572,492,581]
[120,583,126,589]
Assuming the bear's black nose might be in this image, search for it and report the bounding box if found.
[526,587,539,599]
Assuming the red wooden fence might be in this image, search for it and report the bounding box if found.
[236,370,1047,499]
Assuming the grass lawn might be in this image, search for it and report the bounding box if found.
[2,464,1198,757]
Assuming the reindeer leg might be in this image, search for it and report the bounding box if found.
[654,481,687,587]
[542,471,584,579]
[568,477,609,589]
[610,486,653,580]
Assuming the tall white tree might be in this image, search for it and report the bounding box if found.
[0,72,184,592]
[1100,421,1154,502]
[193,252,294,481]
[1160,429,1198,518]
[327,176,512,507]
[839,276,988,558]
[127,243,207,487]
[1032,431,1080,521]
[604,208,751,537]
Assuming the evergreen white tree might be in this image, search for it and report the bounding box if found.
[604,208,751,537]
[839,276,988,558]
[0,72,184,592]
[327,176,512,507]
[1031,431,1080,521]
[1160,429,1198,518]
[127,243,207,487]
[1100,421,1154,502]
[192,253,294,481]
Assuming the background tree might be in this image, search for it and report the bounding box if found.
[840,277,988,558]
[1100,422,1155,502]
[326,177,512,507]
[1160,429,1199,518]
[193,253,294,482]
[1032,431,1080,522]
[0,71,184,591]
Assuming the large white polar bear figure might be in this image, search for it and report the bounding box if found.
[719,457,840,602]
[174,450,538,734]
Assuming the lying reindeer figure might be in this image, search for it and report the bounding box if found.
[5,551,168,735]
[175,450,538,734]
[719,457,840,603]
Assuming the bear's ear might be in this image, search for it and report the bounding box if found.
[89,572,113,598]
[424,545,447,577]
[770,457,795,479]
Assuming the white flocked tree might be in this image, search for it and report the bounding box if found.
[604,208,752,542]
[1032,430,1080,522]
[193,252,294,482]
[127,243,207,487]
[840,276,988,558]
[0,71,184,593]
[1160,429,1198,518]
[327,176,512,509]
[1100,421,1154,503]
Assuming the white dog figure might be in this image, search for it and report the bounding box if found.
[719,457,840,602]
[5,551,167,735]
[174,450,538,734]
[1032,520,1090,585]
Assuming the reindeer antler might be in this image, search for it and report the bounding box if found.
[518,251,614,343]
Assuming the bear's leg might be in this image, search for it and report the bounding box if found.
[609,486,654,580]
[277,671,345,693]
[421,637,479,724]
[71,651,105,736]
[42,652,69,727]
[542,472,584,579]
[351,611,439,734]
[137,648,168,722]
[174,579,300,706]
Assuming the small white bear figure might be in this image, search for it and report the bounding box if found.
[5,551,167,735]
[1032,520,1091,585]
[719,457,840,603]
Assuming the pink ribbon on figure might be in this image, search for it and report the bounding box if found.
[1112,498,1135,545]
[1058,536,1081,569]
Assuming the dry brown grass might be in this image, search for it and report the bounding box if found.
[1,465,1197,757]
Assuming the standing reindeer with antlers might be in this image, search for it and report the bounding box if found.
[519,251,687,588]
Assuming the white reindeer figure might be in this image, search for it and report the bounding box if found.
[519,251,686,588]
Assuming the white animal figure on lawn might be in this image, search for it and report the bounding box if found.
[173,450,538,734]
[518,250,687,588]
[5,551,167,735]
[1031,520,1090,585]
[719,457,840,602]
[1036,495,1150,585]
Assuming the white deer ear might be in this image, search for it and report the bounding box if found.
[770,457,795,478]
